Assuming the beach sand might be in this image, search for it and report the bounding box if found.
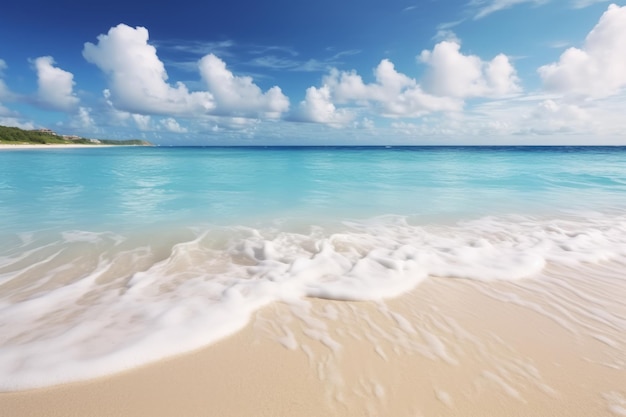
[2,265,625,417]
[0,144,120,149]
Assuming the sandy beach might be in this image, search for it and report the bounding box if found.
[0,144,120,150]
[2,266,624,417]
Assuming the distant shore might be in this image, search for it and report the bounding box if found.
[0,144,135,150]
[0,125,153,147]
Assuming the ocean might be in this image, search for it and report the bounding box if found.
[1,146,626,391]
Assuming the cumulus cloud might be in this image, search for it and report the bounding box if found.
[524,99,593,133]
[83,24,215,116]
[387,91,626,141]
[296,85,355,126]
[159,117,188,133]
[71,107,95,129]
[297,59,462,124]
[132,114,151,131]
[538,4,626,99]
[83,24,290,121]
[420,41,521,98]
[433,29,461,43]
[198,54,289,118]
[325,60,416,105]
[296,45,521,126]
[33,56,80,111]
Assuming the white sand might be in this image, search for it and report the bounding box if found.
[1,270,624,417]
[0,144,117,149]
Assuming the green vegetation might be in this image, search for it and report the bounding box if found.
[0,125,152,146]
[99,139,153,146]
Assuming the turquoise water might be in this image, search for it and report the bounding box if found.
[2,146,626,233]
[2,146,626,390]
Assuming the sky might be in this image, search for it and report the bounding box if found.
[1,0,625,145]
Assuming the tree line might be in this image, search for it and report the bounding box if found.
[0,125,151,146]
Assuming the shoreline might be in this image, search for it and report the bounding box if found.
[0,144,148,149]
[0,144,117,149]
[1,271,624,417]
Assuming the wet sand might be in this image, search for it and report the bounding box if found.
[2,265,625,417]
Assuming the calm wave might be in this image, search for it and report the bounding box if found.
[1,146,626,390]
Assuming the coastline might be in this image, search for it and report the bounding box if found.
[0,144,120,150]
[1,272,624,417]
[2,146,626,416]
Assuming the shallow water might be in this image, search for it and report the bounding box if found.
[1,146,626,390]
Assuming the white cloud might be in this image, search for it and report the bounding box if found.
[523,99,593,134]
[248,55,302,70]
[0,59,6,75]
[198,116,261,137]
[198,54,289,118]
[391,119,468,138]
[159,117,188,133]
[470,0,605,19]
[326,60,416,105]
[218,116,260,130]
[0,117,35,130]
[538,4,626,99]
[385,90,626,142]
[433,29,460,43]
[420,41,521,98]
[504,94,626,139]
[71,107,95,129]
[357,117,375,130]
[471,0,539,19]
[572,0,609,8]
[83,24,215,116]
[83,24,290,122]
[102,88,132,124]
[248,56,329,72]
[132,114,151,131]
[33,56,80,111]
[298,59,462,125]
[296,85,355,126]
[547,40,571,49]
[157,39,236,57]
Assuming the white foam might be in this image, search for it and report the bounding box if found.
[2,212,626,391]
[434,388,453,407]
[605,392,626,416]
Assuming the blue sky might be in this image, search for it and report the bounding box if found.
[1,0,625,145]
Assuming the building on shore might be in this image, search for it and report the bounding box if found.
[32,128,57,135]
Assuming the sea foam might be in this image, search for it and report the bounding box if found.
[1,212,626,391]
